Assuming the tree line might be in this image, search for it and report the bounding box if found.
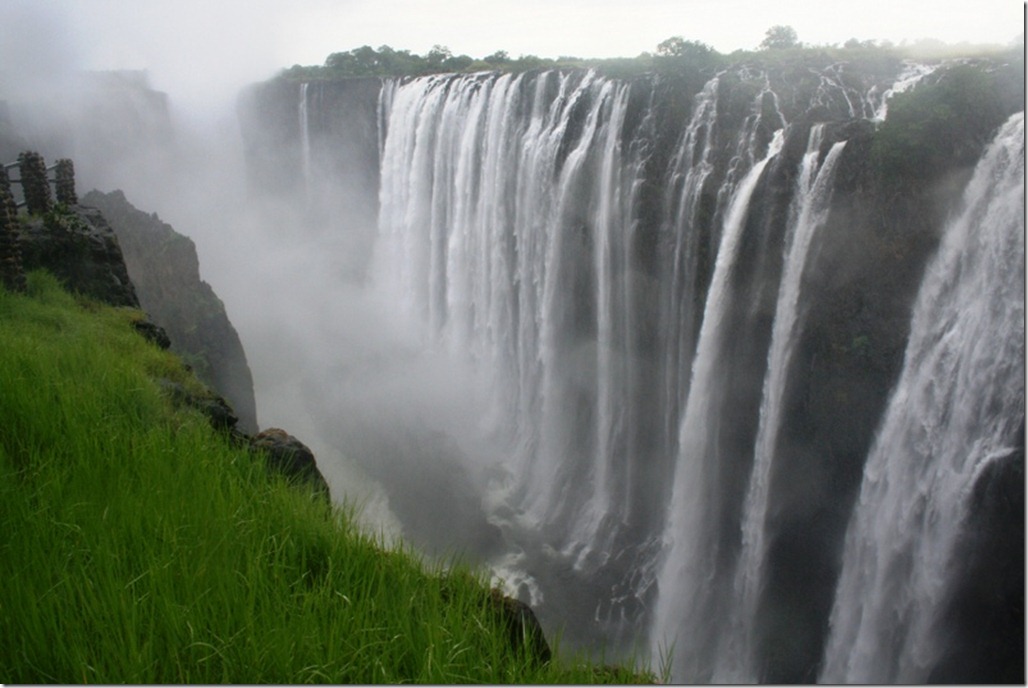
[280,26,1019,81]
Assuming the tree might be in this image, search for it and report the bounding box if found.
[760,25,799,50]
[656,36,715,59]
[844,37,878,49]
[426,44,452,68]
[484,50,510,65]
[657,36,687,56]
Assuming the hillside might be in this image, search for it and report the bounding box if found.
[80,189,259,434]
[0,271,653,683]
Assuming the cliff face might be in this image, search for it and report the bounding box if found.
[236,52,1024,683]
[0,71,175,197]
[237,77,382,280]
[18,203,140,308]
[80,189,258,434]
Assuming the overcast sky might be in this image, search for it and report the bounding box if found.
[1,0,1023,116]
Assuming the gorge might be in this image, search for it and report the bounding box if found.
[2,39,1021,683]
[236,49,1024,683]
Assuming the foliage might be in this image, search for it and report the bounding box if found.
[281,44,590,80]
[760,25,800,51]
[871,60,1022,188]
[279,37,1018,87]
[0,272,656,684]
[649,36,726,78]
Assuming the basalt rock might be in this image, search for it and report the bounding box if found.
[486,587,553,665]
[439,573,553,665]
[156,381,331,504]
[251,428,331,500]
[158,378,241,434]
[81,189,259,434]
[132,318,172,350]
[17,204,139,308]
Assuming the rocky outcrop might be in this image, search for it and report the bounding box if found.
[439,572,552,666]
[159,378,242,434]
[17,203,140,308]
[81,189,259,434]
[14,192,329,506]
[251,428,331,499]
[486,587,552,665]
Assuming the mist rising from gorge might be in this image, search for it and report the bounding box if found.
[1,3,1023,681]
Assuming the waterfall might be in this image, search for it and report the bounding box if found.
[343,60,1025,682]
[714,127,848,681]
[376,70,646,556]
[650,127,784,681]
[659,76,720,464]
[872,61,939,121]
[820,111,1025,683]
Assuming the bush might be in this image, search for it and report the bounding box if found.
[872,62,1020,188]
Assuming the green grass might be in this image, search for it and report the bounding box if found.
[0,272,655,684]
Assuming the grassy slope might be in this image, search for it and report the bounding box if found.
[0,272,652,684]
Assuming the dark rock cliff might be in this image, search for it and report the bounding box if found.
[237,77,382,280]
[18,203,140,308]
[0,71,175,197]
[12,197,330,500]
[80,189,259,434]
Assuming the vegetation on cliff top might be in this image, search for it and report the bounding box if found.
[0,272,655,684]
[278,28,1020,82]
[872,58,1025,188]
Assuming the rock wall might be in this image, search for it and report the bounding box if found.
[81,189,259,435]
[18,203,140,308]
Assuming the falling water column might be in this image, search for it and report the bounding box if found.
[820,111,1025,684]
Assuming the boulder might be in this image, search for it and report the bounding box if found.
[157,378,240,432]
[486,587,552,665]
[132,318,172,350]
[251,428,331,500]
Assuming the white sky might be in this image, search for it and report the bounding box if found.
[0,0,1023,116]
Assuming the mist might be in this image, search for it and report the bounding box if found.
[1,1,1023,680]
[0,0,513,554]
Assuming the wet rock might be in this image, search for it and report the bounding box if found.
[17,204,139,308]
[81,189,259,434]
[486,587,553,664]
[251,428,331,500]
[158,378,239,432]
[132,318,172,350]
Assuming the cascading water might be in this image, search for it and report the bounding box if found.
[819,111,1025,684]
[649,126,784,680]
[871,61,939,121]
[269,55,1024,683]
[714,126,848,682]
